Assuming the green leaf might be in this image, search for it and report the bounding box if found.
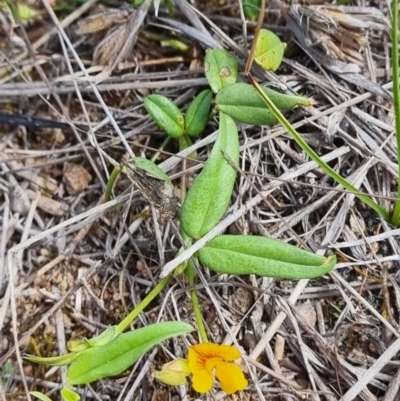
[215,83,310,125]
[204,49,238,94]
[253,29,285,71]
[125,157,172,184]
[30,392,54,401]
[144,94,184,138]
[61,388,80,401]
[185,89,213,137]
[180,112,239,239]
[66,322,194,385]
[243,0,261,21]
[25,352,80,367]
[198,235,336,279]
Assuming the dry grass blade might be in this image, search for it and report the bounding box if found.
[90,0,152,74]
[75,7,131,35]
[277,0,392,99]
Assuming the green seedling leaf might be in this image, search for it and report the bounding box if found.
[243,0,261,21]
[254,29,285,71]
[215,83,310,125]
[198,235,336,279]
[126,157,172,185]
[26,352,80,367]
[61,388,80,401]
[180,112,239,239]
[66,321,194,385]
[144,94,184,138]
[68,326,118,352]
[30,392,54,401]
[204,49,239,93]
[185,89,213,137]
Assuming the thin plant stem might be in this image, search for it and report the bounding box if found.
[246,0,389,222]
[116,275,172,334]
[105,166,121,202]
[186,260,209,343]
[177,135,207,342]
[248,76,390,222]
[390,0,400,225]
[151,136,171,162]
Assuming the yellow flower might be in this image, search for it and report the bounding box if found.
[188,343,248,394]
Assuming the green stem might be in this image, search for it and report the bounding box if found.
[390,0,400,226]
[105,166,121,202]
[116,275,172,334]
[151,136,171,162]
[249,77,390,222]
[186,259,208,343]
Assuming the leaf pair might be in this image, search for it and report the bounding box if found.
[144,89,212,139]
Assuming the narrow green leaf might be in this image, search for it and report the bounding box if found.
[254,29,285,71]
[215,82,309,125]
[144,94,184,138]
[180,112,239,239]
[204,49,238,93]
[66,322,194,385]
[198,235,336,279]
[185,89,213,137]
[26,352,80,367]
[30,392,54,401]
[390,0,400,225]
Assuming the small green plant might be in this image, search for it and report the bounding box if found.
[142,39,337,280]
[30,28,341,401]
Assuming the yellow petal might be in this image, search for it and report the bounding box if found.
[191,364,214,393]
[215,360,248,395]
[189,343,241,363]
